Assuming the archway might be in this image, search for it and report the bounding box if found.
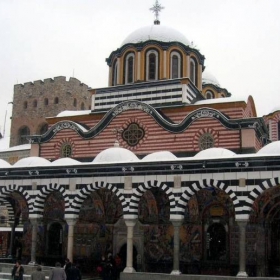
[206,223,226,261]
[48,222,63,256]
[119,244,138,270]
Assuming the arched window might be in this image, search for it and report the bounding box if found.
[44,98,49,106]
[61,143,73,158]
[18,126,30,145]
[23,101,28,109]
[206,90,214,99]
[112,60,118,86]
[125,53,135,84]
[81,102,85,110]
[190,57,198,86]
[146,50,159,81]
[38,123,48,135]
[54,97,59,104]
[73,98,77,107]
[33,100,37,108]
[199,133,215,150]
[170,51,181,79]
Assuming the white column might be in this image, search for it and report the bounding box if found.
[171,220,182,275]
[66,218,77,263]
[29,218,39,265]
[236,221,248,277]
[123,219,137,273]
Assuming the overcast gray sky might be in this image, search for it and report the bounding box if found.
[1,0,280,140]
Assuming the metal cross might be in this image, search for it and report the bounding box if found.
[150,0,164,22]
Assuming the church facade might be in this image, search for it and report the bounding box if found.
[1,8,280,278]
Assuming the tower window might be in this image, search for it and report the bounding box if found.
[190,57,197,86]
[44,98,49,106]
[170,51,182,79]
[54,97,59,104]
[23,101,28,109]
[112,60,118,86]
[125,53,135,84]
[146,50,159,81]
[206,91,214,99]
[33,100,37,107]
[18,126,30,145]
[73,98,77,107]
[81,102,85,110]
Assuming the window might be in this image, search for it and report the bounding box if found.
[23,101,28,109]
[206,91,214,99]
[81,102,85,110]
[278,122,280,140]
[112,60,118,86]
[170,51,181,79]
[54,97,59,104]
[199,133,214,150]
[61,143,73,158]
[122,123,145,146]
[73,98,77,107]
[44,98,49,106]
[125,53,135,84]
[18,126,30,145]
[33,100,37,107]
[39,123,48,135]
[146,50,159,81]
[190,57,197,86]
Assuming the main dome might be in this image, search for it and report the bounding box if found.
[121,24,191,47]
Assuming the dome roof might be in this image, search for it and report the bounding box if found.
[142,151,177,161]
[257,141,280,155]
[194,148,236,159]
[93,147,139,163]
[202,70,220,87]
[51,158,80,166]
[13,157,50,167]
[121,24,190,47]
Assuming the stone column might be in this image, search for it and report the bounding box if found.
[171,220,182,275]
[8,221,16,257]
[66,218,77,263]
[29,218,39,265]
[123,219,137,273]
[237,221,248,277]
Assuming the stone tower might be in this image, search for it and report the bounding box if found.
[10,76,91,147]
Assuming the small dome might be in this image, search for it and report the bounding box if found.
[194,148,236,159]
[202,70,220,87]
[142,151,177,161]
[0,159,11,168]
[93,147,139,163]
[121,25,190,47]
[13,157,50,167]
[258,141,280,155]
[51,158,80,166]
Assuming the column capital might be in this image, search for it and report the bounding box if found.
[124,219,137,227]
[66,218,78,226]
[171,220,183,227]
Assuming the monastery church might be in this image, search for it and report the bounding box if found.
[1,1,280,277]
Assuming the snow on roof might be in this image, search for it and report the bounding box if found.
[0,144,31,152]
[93,147,140,163]
[0,159,11,168]
[202,70,220,87]
[13,157,50,167]
[56,110,91,117]
[142,151,177,161]
[51,158,80,166]
[0,137,10,151]
[257,141,280,155]
[195,96,247,106]
[121,25,190,47]
[194,147,236,159]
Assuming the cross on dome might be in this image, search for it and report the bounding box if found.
[150,0,164,25]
